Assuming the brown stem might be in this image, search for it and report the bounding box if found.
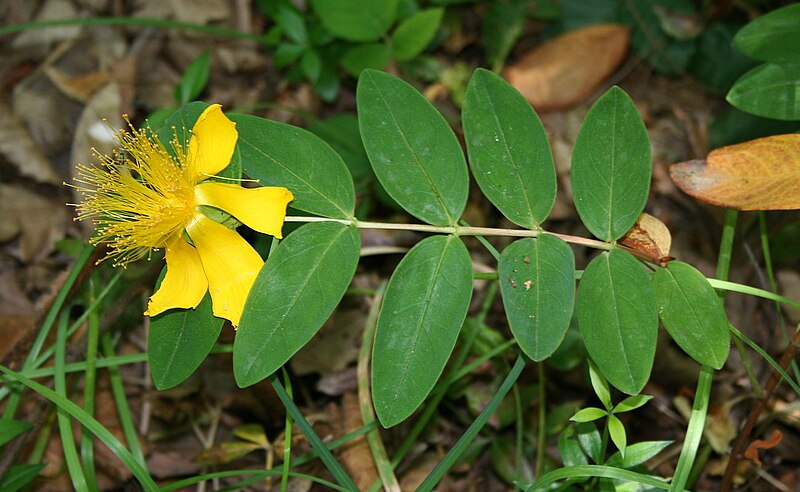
[720,325,800,491]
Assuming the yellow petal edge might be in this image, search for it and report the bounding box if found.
[186,212,264,327]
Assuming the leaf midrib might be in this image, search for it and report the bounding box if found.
[388,236,455,416]
[240,224,351,381]
[366,74,456,225]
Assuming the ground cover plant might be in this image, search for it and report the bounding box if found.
[0,1,799,491]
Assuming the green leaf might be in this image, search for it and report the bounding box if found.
[577,249,657,395]
[727,62,800,121]
[588,360,612,410]
[357,69,468,226]
[619,0,697,76]
[391,8,443,62]
[571,86,652,242]
[372,235,473,427]
[689,21,756,94]
[576,421,603,464]
[234,222,360,387]
[300,49,322,83]
[307,114,372,179]
[175,50,211,105]
[606,440,672,469]
[273,42,305,68]
[570,407,607,423]
[0,419,32,446]
[341,44,392,77]
[607,414,626,457]
[733,4,800,63]
[232,114,356,219]
[0,464,46,492]
[498,235,574,360]
[613,394,653,414]
[558,427,589,467]
[149,279,224,390]
[482,0,528,71]
[463,69,557,229]
[310,0,398,42]
[274,4,308,45]
[652,261,730,369]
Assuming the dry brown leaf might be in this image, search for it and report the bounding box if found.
[290,308,364,376]
[338,392,379,490]
[44,66,110,103]
[0,100,61,185]
[11,0,81,50]
[670,134,800,210]
[504,23,630,112]
[0,184,66,262]
[0,271,36,363]
[620,212,672,261]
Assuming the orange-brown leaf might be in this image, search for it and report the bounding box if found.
[620,212,671,261]
[743,429,782,467]
[670,134,800,210]
[503,24,629,112]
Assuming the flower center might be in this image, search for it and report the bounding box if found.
[72,124,197,266]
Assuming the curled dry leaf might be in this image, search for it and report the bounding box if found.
[670,134,800,210]
[620,212,672,261]
[504,23,630,112]
[744,429,783,467]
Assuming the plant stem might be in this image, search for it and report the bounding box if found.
[283,217,656,261]
[535,362,547,478]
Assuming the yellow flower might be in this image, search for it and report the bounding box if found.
[72,104,294,327]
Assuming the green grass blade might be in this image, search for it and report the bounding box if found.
[102,332,146,466]
[160,469,347,491]
[55,312,90,491]
[730,324,800,396]
[269,373,358,491]
[80,282,101,491]
[1,244,93,419]
[0,16,269,41]
[524,464,681,491]
[709,279,800,310]
[669,366,713,492]
[280,367,293,492]
[358,283,400,491]
[417,354,527,492]
[0,366,158,491]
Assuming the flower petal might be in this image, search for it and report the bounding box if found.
[185,104,237,183]
[185,212,263,327]
[194,182,294,238]
[145,235,208,317]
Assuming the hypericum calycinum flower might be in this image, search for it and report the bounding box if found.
[72,104,293,327]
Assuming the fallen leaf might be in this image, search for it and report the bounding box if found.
[44,66,110,103]
[290,308,364,376]
[11,0,81,50]
[504,24,630,112]
[0,100,61,185]
[670,134,800,210]
[0,184,66,262]
[620,212,672,261]
[744,429,783,466]
[337,392,379,490]
[0,271,36,363]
